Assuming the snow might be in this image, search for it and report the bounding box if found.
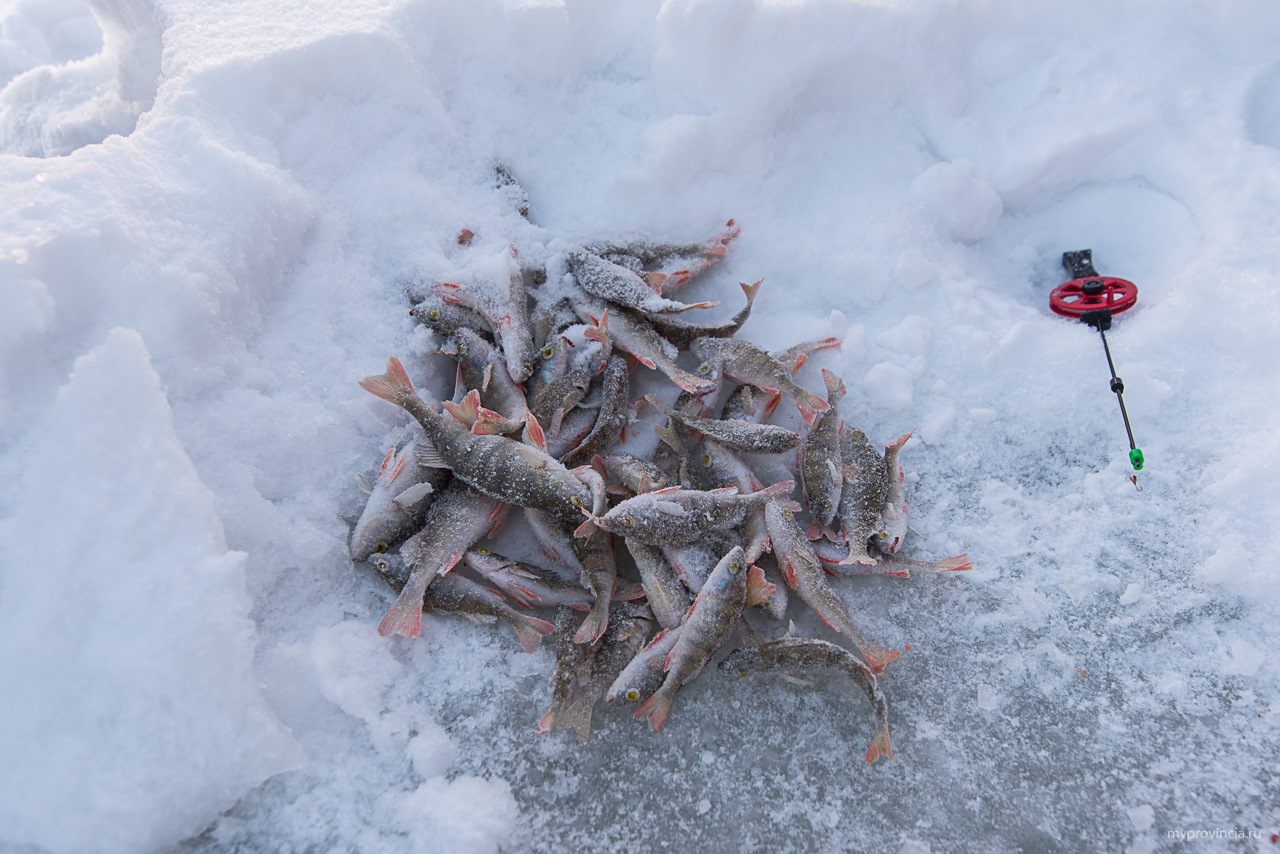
[1,0,1279,851]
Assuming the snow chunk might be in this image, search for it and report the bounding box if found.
[1118,582,1143,606]
[0,328,301,854]
[863,361,914,413]
[389,775,518,854]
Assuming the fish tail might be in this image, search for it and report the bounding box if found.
[821,368,846,404]
[744,565,777,608]
[572,600,609,645]
[886,429,915,455]
[359,356,416,407]
[534,705,560,736]
[859,643,902,675]
[934,554,972,572]
[761,479,795,500]
[740,278,763,304]
[512,614,556,654]
[556,695,595,742]
[378,589,425,638]
[793,388,830,426]
[866,724,894,763]
[634,685,675,732]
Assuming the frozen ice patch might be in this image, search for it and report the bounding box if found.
[0,328,300,854]
[1118,582,1143,606]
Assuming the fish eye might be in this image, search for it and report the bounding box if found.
[478,548,489,554]
[622,515,634,527]
[571,495,584,508]
[729,561,741,573]
[456,339,469,355]
[697,363,711,376]
[542,345,555,359]
[373,542,388,554]
[878,532,888,539]
[701,454,711,467]
[625,689,639,702]
[782,508,793,520]
[427,309,440,320]
[696,336,708,347]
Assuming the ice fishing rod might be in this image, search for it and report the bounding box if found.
[1049,249,1144,491]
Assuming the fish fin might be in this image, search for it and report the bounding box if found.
[534,704,562,736]
[613,581,647,601]
[573,515,598,538]
[392,482,434,510]
[573,606,608,645]
[762,393,782,418]
[859,644,902,676]
[413,436,448,470]
[377,447,397,479]
[513,614,556,654]
[584,309,609,343]
[643,628,670,651]
[359,356,416,406]
[556,695,596,741]
[778,558,798,590]
[744,565,777,608]
[934,554,972,573]
[671,371,714,394]
[356,473,375,493]
[783,620,798,639]
[508,583,541,606]
[472,408,516,436]
[635,354,657,370]
[740,278,763,303]
[885,429,915,455]
[378,589,426,638]
[634,686,674,732]
[443,389,482,428]
[780,674,813,686]
[654,500,686,516]
[523,410,548,452]
[781,499,804,513]
[821,368,846,403]
[866,726,894,763]
[482,361,493,392]
[485,503,510,539]
[762,480,795,499]
[794,390,830,426]
[710,486,738,495]
[651,485,683,495]
[642,271,667,293]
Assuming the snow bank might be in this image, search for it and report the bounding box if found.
[0,328,301,853]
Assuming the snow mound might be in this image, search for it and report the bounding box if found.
[0,327,301,854]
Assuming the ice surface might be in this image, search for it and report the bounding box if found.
[1,0,1279,851]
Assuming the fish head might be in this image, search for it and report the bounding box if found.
[875,507,908,555]
[370,552,410,589]
[717,648,761,677]
[350,514,403,563]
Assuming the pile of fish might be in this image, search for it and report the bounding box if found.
[352,190,969,762]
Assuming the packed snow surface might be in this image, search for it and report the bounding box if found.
[2,0,1279,851]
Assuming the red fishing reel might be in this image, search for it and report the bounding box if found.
[1049,276,1138,319]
